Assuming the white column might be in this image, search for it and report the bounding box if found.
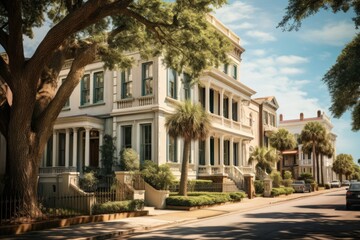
[52,130,57,167]
[99,130,104,167]
[72,128,78,168]
[230,137,234,167]
[219,135,224,173]
[205,83,210,112]
[65,128,70,167]
[85,127,91,167]
[229,94,233,122]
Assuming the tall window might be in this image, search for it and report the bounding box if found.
[81,74,90,105]
[121,68,132,99]
[232,64,238,80]
[167,68,177,99]
[58,133,65,166]
[93,71,104,103]
[210,137,214,165]
[223,64,228,74]
[122,125,132,148]
[198,140,205,165]
[224,140,230,165]
[140,124,152,162]
[232,101,238,121]
[264,111,269,124]
[233,142,238,166]
[142,62,153,96]
[183,73,191,100]
[61,78,70,108]
[223,97,229,118]
[167,135,177,162]
[209,89,214,113]
[198,87,205,107]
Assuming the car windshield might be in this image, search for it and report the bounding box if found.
[350,184,360,190]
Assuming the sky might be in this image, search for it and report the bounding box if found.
[22,1,359,162]
[214,0,360,162]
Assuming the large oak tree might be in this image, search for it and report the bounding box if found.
[279,0,360,130]
[0,0,230,216]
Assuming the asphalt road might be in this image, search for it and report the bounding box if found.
[125,189,360,239]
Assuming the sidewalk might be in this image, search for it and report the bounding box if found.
[1,188,344,240]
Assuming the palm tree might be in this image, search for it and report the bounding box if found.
[333,154,354,182]
[300,122,326,184]
[249,146,279,175]
[165,100,211,196]
[269,128,296,177]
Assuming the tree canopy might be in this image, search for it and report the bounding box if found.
[0,0,230,216]
[279,0,360,130]
[333,153,354,181]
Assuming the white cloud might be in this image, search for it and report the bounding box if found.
[276,55,309,65]
[214,1,257,24]
[252,49,267,57]
[280,67,304,75]
[228,22,255,30]
[246,30,276,42]
[300,21,357,46]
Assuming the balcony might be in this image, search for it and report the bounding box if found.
[39,167,77,175]
[117,95,154,109]
[300,159,312,166]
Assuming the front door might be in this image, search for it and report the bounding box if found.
[90,138,99,168]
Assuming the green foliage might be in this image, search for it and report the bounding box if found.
[254,180,264,194]
[249,147,279,174]
[80,172,98,192]
[92,200,144,214]
[170,179,214,192]
[271,171,283,188]
[271,187,295,197]
[166,192,245,207]
[269,128,296,152]
[324,183,331,189]
[333,154,354,181]
[299,172,313,181]
[140,160,175,190]
[284,171,292,180]
[100,135,117,175]
[282,179,293,187]
[119,148,140,171]
[278,1,360,130]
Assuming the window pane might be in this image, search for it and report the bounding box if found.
[81,74,90,105]
[94,71,104,103]
[142,62,153,96]
[168,135,177,162]
[122,125,132,148]
[167,69,177,98]
[141,124,152,162]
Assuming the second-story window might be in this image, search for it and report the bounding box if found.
[93,71,104,103]
[223,97,229,118]
[183,73,191,100]
[167,68,177,99]
[121,68,132,99]
[232,101,238,121]
[142,62,153,96]
[232,64,238,80]
[81,74,90,105]
[223,63,228,74]
[167,135,177,162]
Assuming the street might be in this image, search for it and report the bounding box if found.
[125,189,360,239]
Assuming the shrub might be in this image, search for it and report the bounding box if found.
[282,179,293,187]
[141,160,175,190]
[170,179,214,192]
[284,171,292,180]
[254,180,264,194]
[166,192,245,207]
[271,171,283,188]
[92,199,144,214]
[311,182,318,191]
[100,134,117,175]
[299,172,314,183]
[80,171,98,192]
[119,148,140,171]
[271,187,294,196]
[324,183,331,189]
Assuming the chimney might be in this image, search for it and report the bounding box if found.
[317,110,321,118]
[280,114,283,121]
[300,113,304,120]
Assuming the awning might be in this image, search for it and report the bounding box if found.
[282,150,298,155]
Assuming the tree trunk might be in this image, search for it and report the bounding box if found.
[312,144,316,181]
[279,153,283,177]
[178,139,191,196]
[320,155,324,185]
[316,154,320,184]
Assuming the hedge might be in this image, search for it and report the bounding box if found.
[271,187,295,197]
[92,199,144,214]
[166,192,246,207]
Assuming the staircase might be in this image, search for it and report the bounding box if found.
[222,177,242,192]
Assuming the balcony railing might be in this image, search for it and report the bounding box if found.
[117,95,154,109]
[39,167,77,174]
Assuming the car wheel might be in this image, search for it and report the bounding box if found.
[346,203,351,210]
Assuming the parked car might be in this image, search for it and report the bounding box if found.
[351,180,358,184]
[346,182,360,210]
[330,180,341,188]
[292,180,311,193]
[342,180,350,187]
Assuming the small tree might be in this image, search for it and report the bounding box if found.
[100,135,117,175]
[140,160,175,190]
[119,148,140,171]
[271,171,283,188]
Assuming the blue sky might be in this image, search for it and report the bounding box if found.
[214,0,360,162]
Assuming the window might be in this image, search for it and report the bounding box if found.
[61,78,70,108]
[224,140,230,165]
[167,135,177,162]
[140,124,152,162]
[223,97,229,118]
[270,114,276,126]
[58,133,65,166]
[199,140,205,165]
[264,111,269,124]
[167,69,177,99]
[183,73,191,100]
[209,89,214,113]
[223,64,228,74]
[93,71,104,103]
[210,137,214,165]
[142,62,153,96]
[122,125,132,148]
[232,65,238,79]
[81,74,90,105]
[121,68,132,99]
[233,142,238,166]
[232,101,238,121]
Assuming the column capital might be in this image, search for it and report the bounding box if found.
[72,127,79,132]
[84,126,92,131]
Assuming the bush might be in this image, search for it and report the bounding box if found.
[271,171,283,188]
[299,172,313,182]
[166,192,245,207]
[324,183,331,189]
[284,171,292,180]
[141,160,175,190]
[80,171,98,192]
[119,148,140,171]
[282,179,293,187]
[170,179,214,192]
[271,187,294,197]
[92,199,144,214]
[311,182,318,191]
[254,180,264,194]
